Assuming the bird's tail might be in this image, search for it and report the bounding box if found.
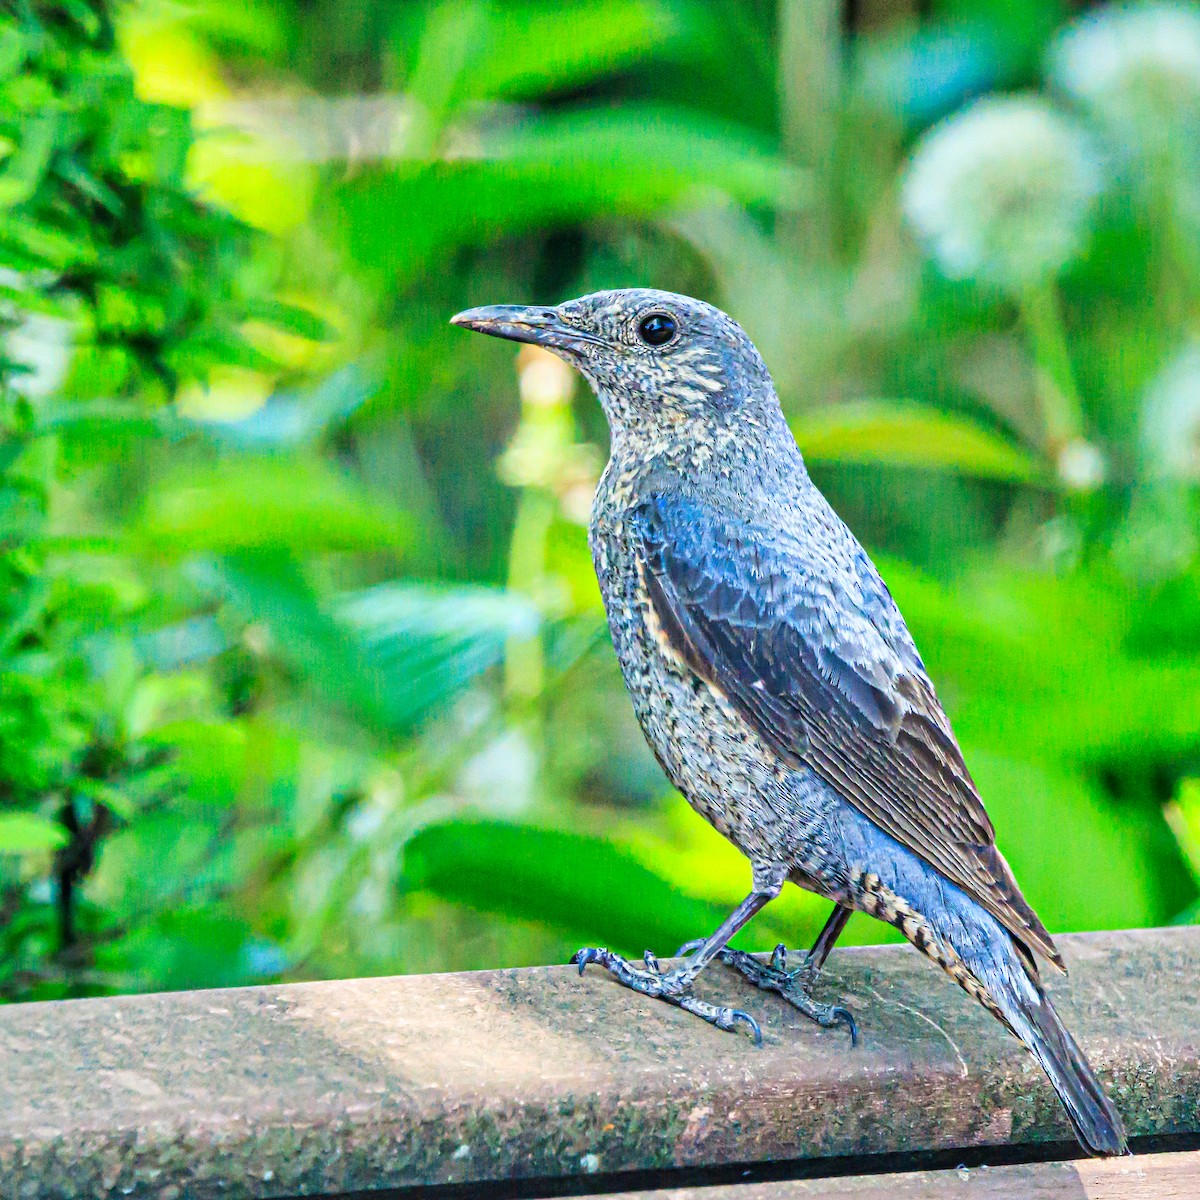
[951,933,1128,1156]
[845,816,1127,1154]
[999,975,1128,1155]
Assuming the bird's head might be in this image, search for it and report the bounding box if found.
[451,289,783,447]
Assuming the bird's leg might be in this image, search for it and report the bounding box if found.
[679,902,858,1044]
[570,877,783,1044]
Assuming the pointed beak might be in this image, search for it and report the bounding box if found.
[450,305,601,353]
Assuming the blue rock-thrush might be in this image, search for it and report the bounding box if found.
[451,289,1127,1155]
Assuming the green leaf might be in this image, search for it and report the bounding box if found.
[237,297,337,342]
[0,435,28,474]
[0,111,58,209]
[211,550,395,734]
[0,22,28,82]
[792,401,1039,481]
[0,214,95,270]
[336,107,806,281]
[73,779,138,823]
[0,812,67,854]
[967,751,1166,932]
[407,0,689,114]
[341,582,540,730]
[169,327,281,375]
[404,819,730,953]
[134,456,411,558]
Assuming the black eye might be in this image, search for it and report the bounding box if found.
[636,312,677,347]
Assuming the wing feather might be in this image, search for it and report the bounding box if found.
[635,495,1062,970]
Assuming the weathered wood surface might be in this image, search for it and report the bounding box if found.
[593,1150,1200,1200]
[0,928,1196,1199]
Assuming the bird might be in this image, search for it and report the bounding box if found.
[450,289,1128,1156]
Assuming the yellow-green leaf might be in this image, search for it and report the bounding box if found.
[793,401,1039,482]
[0,812,67,854]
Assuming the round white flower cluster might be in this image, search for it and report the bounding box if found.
[902,96,1101,291]
[1049,3,1200,150]
[1057,438,1109,491]
[1142,340,1200,479]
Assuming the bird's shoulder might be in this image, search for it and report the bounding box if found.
[634,489,926,689]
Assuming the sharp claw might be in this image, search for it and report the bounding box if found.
[674,938,704,959]
[832,1006,859,1047]
[770,943,788,972]
[571,947,600,975]
[732,1008,763,1046]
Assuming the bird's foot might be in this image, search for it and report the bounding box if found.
[677,940,858,1045]
[569,946,762,1044]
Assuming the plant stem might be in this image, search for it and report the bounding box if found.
[777,0,840,260]
[1018,279,1084,452]
[503,487,554,702]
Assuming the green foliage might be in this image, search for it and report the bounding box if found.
[0,0,333,999]
[2,0,1200,1005]
[404,819,732,952]
[792,402,1040,482]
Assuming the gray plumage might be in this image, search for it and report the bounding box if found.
[451,288,1127,1156]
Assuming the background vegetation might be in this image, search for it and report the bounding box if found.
[3,0,1200,1002]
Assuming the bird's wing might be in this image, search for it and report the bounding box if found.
[634,494,1062,970]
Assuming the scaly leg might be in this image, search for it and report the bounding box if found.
[678,903,858,1044]
[571,881,782,1044]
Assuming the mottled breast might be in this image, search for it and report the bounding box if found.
[588,490,829,871]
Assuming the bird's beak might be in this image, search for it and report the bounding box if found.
[450,305,601,353]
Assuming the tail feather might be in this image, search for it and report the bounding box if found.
[842,810,1128,1154]
[1002,981,1129,1156]
[874,878,1128,1153]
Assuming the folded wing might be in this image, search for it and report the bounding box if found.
[635,493,1062,971]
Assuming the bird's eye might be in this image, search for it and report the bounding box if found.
[636,312,677,347]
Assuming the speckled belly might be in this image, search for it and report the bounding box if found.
[593,527,839,882]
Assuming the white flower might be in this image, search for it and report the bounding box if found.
[902,96,1101,290]
[518,344,575,406]
[1,270,74,398]
[1057,438,1108,490]
[457,729,537,816]
[1050,3,1200,150]
[1142,340,1200,478]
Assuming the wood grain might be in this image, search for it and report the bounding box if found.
[0,928,1196,1198]
[597,1151,1199,1199]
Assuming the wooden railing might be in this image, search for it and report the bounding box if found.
[1,928,1197,1198]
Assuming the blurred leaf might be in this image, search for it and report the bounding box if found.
[793,401,1039,481]
[210,550,394,732]
[408,0,690,115]
[213,365,377,448]
[0,812,67,854]
[237,297,337,342]
[968,750,1167,931]
[36,400,186,444]
[0,436,27,474]
[0,215,95,270]
[97,908,275,992]
[135,455,411,557]
[0,111,58,208]
[343,581,539,729]
[1166,779,1200,885]
[404,819,729,952]
[1126,572,1200,658]
[336,107,806,281]
[74,780,137,823]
